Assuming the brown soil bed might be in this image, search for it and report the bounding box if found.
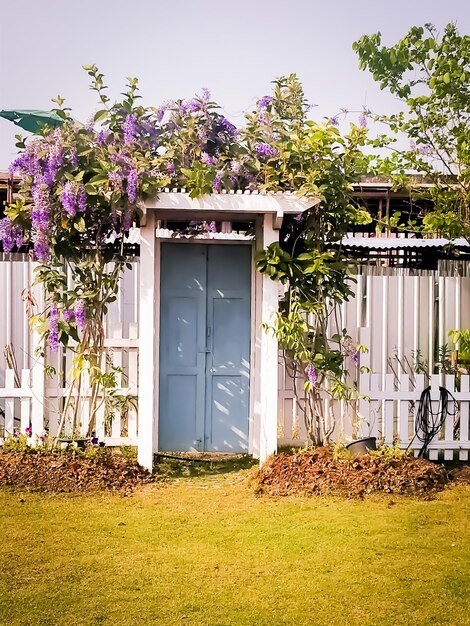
[255,448,450,498]
[0,450,156,494]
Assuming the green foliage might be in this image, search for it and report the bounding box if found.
[354,23,470,236]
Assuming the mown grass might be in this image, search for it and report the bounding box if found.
[0,473,469,626]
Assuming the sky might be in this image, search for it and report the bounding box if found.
[0,0,469,169]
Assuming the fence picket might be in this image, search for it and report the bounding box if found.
[4,370,15,434]
[459,376,469,461]
[20,369,31,433]
[383,374,395,444]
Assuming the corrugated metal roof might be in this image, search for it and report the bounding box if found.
[339,237,470,250]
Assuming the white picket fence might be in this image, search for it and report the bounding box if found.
[0,323,139,446]
[2,257,470,458]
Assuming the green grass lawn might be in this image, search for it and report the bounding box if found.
[1,473,469,626]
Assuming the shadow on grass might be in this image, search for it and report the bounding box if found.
[153,453,258,479]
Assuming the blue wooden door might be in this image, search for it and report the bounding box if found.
[159,244,251,452]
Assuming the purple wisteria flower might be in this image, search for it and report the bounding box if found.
[351,351,360,366]
[166,162,175,174]
[123,114,137,145]
[34,236,51,262]
[219,117,237,137]
[230,160,241,174]
[201,152,217,166]
[61,181,76,216]
[97,130,108,145]
[49,305,59,352]
[31,184,51,261]
[74,300,87,332]
[294,213,304,223]
[76,185,86,212]
[330,116,339,126]
[418,144,433,155]
[307,364,318,386]
[122,207,133,231]
[201,88,211,103]
[0,219,23,252]
[358,114,367,129]
[213,171,223,193]
[126,168,138,204]
[255,143,279,160]
[108,171,122,190]
[257,95,274,109]
[70,148,78,167]
[43,143,64,185]
[63,308,75,323]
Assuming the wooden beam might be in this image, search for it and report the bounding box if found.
[137,211,157,471]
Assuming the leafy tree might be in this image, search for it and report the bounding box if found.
[353,23,470,237]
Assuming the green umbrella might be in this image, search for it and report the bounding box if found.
[0,109,65,133]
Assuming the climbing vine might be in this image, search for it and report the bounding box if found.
[1,69,370,442]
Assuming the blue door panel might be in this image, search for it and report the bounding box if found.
[159,375,198,450]
[159,243,251,452]
[209,375,249,451]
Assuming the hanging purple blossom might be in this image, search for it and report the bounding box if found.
[126,168,138,204]
[0,218,14,253]
[418,144,433,155]
[351,351,360,366]
[61,181,76,216]
[70,148,78,167]
[33,235,51,262]
[122,207,133,231]
[358,114,367,129]
[85,117,95,132]
[201,152,217,166]
[330,116,339,126]
[11,225,24,249]
[307,364,318,386]
[255,143,279,160]
[219,117,237,137]
[63,308,75,323]
[230,160,241,174]
[31,184,50,233]
[123,114,137,145]
[76,185,87,212]
[213,171,222,193]
[166,162,175,174]
[201,88,211,103]
[294,213,304,223]
[49,305,59,352]
[97,130,108,145]
[198,129,208,143]
[257,112,270,126]
[108,171,122,190]
[74,300,87,332]
[257,96,274,109]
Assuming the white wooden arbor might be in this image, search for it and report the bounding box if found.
[137,191,318,470]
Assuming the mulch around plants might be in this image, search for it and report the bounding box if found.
[255,447,450,498]
[0,450,156,494]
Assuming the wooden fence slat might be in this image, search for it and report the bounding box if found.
[4,370,15,434]
[20,369,31,433]
[460,376,469,461]
[383,374,395,444]
[398,374,410,445]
